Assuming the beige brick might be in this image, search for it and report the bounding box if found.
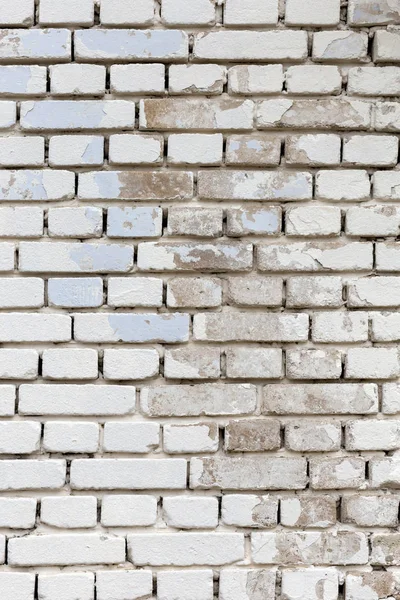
[225,419,281,452]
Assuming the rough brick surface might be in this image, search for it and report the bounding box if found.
[0,0,398,594]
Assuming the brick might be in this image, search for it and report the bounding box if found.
[48,207,103,238]
[0,497,36,528]
[79,171,193,200]
[312,312,368,343]
[0,65,46,95]
[0,421,40,453]
[286,277,343,308]
[0,278,43,308]
[103,422,160,453]
[257,99,371,130]
[285,135,341,166]
[38,574,94,600]
[286,207,341,237]
[198,170,312,200]
[107,277,163,308]
[50,64,105,95]
[39,0,94,25]
[310,457,366,489]
[0,29,71,62]
[226,134,281,166]
[169,64,226,95]
[8,534,125,566]
[0,207,42,238]
[48,277,103,308]
[168,133,223,165]
[345,572,400,600]
[348,0,400,25]
[219,570,276,600]
[0,574,35,600]
[141,384,257,417]
[164,347,220,380]
[258,242,372,272]
[227,276,283,307]
[228,65,284,95]
[221,495,278,528]
[286,66,342,94]
[158,571,213,600]
[346,348,400,379]
[19,384,136,416]
[316,170,370,201]
[140,98,253,131]
[382,383,400,414]
[96,571,152,600]
[313,31,368,62]
[71,459,187,489]
[103,348,159,380]
[100,0,154,25]
[224,0,278,24]
[346,420,400,451]
[226,348,283,379]
[349,67,400,96]
[285,420,341,452]
[0,348,38,379]
[371,534,400,565]
[162,0,216,25]
[43,348,98,380]
[0,386,15,417]
[346,207,400,237]
[370,457,400,488]
[281,569,338,600]
[0,136,44,166]
[194,31,308,61]
[75,29,188,61]
[109,134,163,165]
[163,497,218,528]
[226,207,281,236]
[128,533,244,566]
[376,242,400,271]
[263,384,378,415]
[0,459,65,490]
[280,496,336,528]
[101,495,157,527]
[0,242,14,270]
[0,169,74,201]
[193,313,309,342]
[285,0,340,25]
[374,171,400,200]
[21,100,135,131]
[138,241,252,272]
[286,349,342,380]
[167,277,222,308]
[190,457,307,490]
[49,135,104,167]
[371,312,400,342]
[107,206,162,238]
[110,64,165,94]
[167,207,223,238]
[343,135,398,166]
[43,422,100,453]
[164,422,219,453]
[74,313,189,343]
[0,0,33,25]
[0,313,71,342]
[225,419,281,452]
[375,102,400,131]
[374,30,400,63]
[41,496,97,528]
[252,532,368,565]
[342,495,398,527]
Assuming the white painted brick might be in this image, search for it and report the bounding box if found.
[227,207,281,237]
[169,64,226,95]
[164,347,220,380]
[0,460,65,491]
[285,135,341,166]
[0,348,38,379]
[287,0,340,24]
[228,65,284,95]
[48,207,103,238]
[41,496,97,528]
[0,0,34,25]
[286,277,343,308]
[107,206,162,238]
[346,348,400,379]
[163,496,218,529]
[0,313,71,342]
[286,207,341,237]
[0,574,35,600]
[376,242,400,271]
[343,135,398,166]
[0,421,40,453]
[0,497,36,528]
[109,134,163,165]
[0,207,43,238]
[312,312,368,343]
[50,64,105,95]
[158,570,214,600]
[374,30,400,63]
[285,420,342,452]
[0,136,44,166]
[107,277,163,307]
[19,384,136,416]
[227,276,283,307]
[103,422,160,453]
[346,206,400,237]
[286,349,342,380]
[43,422,100,453]
[0,29,71,62]
[42,348,98,380]
[164,423,219,453]
[110,64,165,94]
[224,0,279,24]
[0,170,74,201]
[167,277,222,308]
[39,0,94,25]
[286,66,342,95]
[101,495,157,527]
[226,348,283,379]
[313,30,368,62]
[103,348,159,380]
[168,133,223,165]
[38,573,94,600]
[49,135,104,167]
[48,277,103,308]
[100,0,154,25]
[280,496,336,528]
[128,533,244,566]
[0,65,45,95]
[349,66,400,96]
[348,0,400,25]
[374,171,400,200]
[0,242,14,271]
[281,568,338,600]
[226,134,281,166]
[316,170,370,201]
[9,534,125,566]
[221,495,278,527]
[0,278,44,308]
[96,571,152,600]
[0,385,15,416]
[162,0,215,25]
[219,569,276,600]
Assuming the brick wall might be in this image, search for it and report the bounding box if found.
[0,0,399,597]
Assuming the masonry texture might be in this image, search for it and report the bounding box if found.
[0,0,399,598]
